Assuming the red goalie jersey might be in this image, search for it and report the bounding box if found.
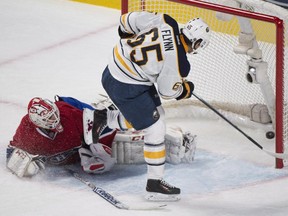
[9,97,116,166]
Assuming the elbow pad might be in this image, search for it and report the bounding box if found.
[118,26,134,39]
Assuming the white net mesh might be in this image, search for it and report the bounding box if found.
[124,0,288,167]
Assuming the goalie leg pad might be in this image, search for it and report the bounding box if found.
[112,127,197,165]
[165,127,197,164]
[112,130,145,164]
[182,132,197,163]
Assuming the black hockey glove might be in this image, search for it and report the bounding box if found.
[176,80,194,100]
[118,26,134,39]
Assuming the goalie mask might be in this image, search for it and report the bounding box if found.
[182,18,211,54]
[28,97,63,132]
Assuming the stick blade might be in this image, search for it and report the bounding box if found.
[263,149,288,159]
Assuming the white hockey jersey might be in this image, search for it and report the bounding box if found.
[108,11,191,100]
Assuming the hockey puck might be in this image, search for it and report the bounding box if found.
[266,131,275,139]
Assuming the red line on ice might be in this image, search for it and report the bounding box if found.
[0,24,117,67]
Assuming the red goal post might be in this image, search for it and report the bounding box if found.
[121,0,288,168]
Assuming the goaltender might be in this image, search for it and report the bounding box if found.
[6,96,197,186]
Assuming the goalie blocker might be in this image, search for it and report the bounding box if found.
[112,127,197,165]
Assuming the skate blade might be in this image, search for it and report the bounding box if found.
[145,192,181,202]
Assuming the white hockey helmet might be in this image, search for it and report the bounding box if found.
[28,97,63,132]
[182,18,211,54]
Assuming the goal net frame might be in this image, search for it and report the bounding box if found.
[121,0,287,168]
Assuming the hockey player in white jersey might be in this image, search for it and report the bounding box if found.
[101,11,211,201]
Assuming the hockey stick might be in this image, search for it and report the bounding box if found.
[192,92,288,159]
[67,169,166,210]
[67,169,128,209]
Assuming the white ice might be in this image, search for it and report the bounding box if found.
[1,0,288,216]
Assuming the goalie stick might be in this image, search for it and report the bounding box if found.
[192,93,288,159]
[67,169,167,210]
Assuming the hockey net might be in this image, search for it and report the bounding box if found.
[121,0,288,168]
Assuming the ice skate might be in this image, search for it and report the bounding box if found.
[145,179,181,201]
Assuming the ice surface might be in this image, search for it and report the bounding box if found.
[1,0,288,216]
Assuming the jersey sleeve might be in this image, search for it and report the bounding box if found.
[156,14,191,99]
[9,115,40,153]
[119,11,162,35]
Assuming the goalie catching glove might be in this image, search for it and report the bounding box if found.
[6,145,45,178]
[79,143,116,174]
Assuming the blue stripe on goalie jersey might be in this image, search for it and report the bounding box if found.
[112,45,150,83]
[163,14,190,77]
